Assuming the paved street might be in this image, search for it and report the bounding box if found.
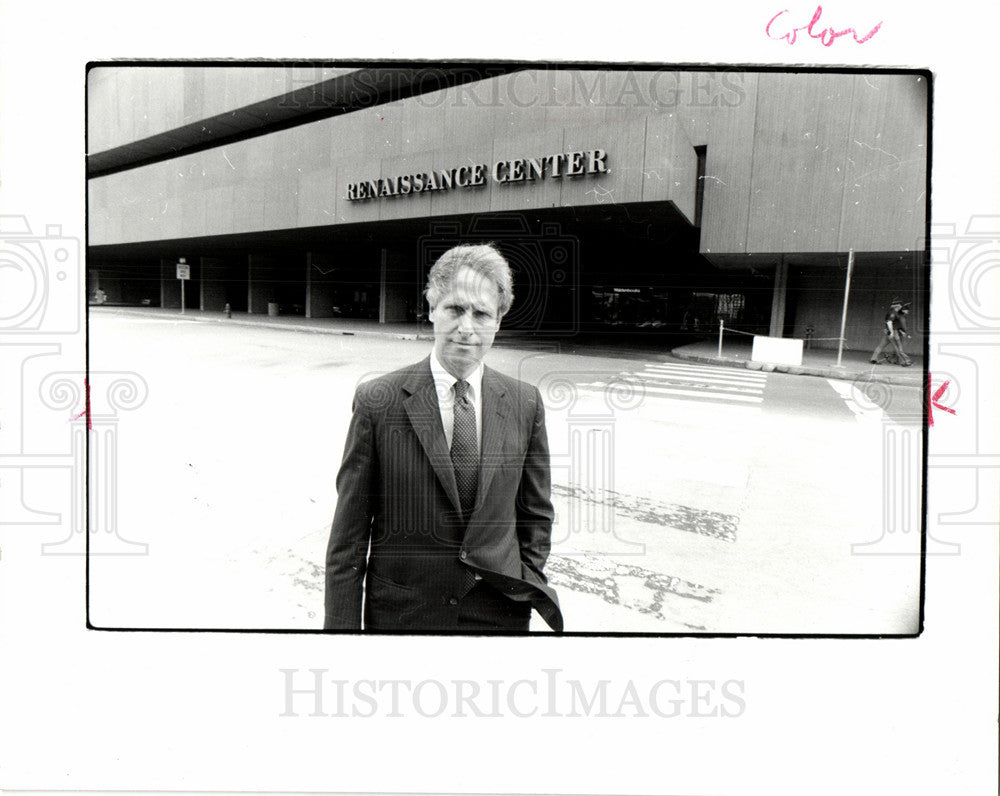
[87,309,923,634]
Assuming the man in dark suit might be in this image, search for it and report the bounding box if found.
[324,243,562,633]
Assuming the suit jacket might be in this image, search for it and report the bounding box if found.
[324,356,562,632]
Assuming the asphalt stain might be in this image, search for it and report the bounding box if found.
[547,552,719,624]
[312,361,350,369]
[552,483,737,542]
[289,556,324,592]
[283,533,723,628]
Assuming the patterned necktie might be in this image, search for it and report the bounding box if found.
[451,379,479,520]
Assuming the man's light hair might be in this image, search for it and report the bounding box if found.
[425,243,514,318]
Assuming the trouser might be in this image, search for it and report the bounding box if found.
[872,332,911,364]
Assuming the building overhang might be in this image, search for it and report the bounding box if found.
[87,65,532,179]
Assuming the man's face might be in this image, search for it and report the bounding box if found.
[429,266,502,379]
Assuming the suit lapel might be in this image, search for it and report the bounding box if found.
[473,367,509,513]
[402,359,462,514]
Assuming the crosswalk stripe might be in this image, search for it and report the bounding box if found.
[642,377,766,390]
[633,371,766,391]
[651,359,767,373]
[580,382,764,403]
[573,360,770,410]
[625,384,763,403]
[629,364,766,384]
[612,375,764,396]
[646,363,768,382]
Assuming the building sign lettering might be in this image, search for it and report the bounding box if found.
[346,149,607,202]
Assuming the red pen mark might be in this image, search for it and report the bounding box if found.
[766,6,882,46]
[72,378,92,430]
[928,376,956,428]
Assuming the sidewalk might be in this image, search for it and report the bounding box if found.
[92,306,924,386]
[670,339,924,387]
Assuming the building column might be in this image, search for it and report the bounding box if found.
[248,254,276,314]
[379,246,409,323]
[378,248,388,323]
[768,256,788,337]
[306,250,337,318]
[160,258,181,309]
[200,257,226,311]
[305,252,312,319]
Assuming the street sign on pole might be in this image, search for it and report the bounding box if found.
[177,259,189,314]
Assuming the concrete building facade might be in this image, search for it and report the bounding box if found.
[87,66,928,350]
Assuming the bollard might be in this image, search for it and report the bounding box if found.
[224,302,232,319]
[718,319,724,357]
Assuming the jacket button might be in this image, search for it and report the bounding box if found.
[449,597,459,606]
[459,550,468,560]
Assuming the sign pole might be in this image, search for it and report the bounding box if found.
[836,249,854,367]
[176,258,190,315]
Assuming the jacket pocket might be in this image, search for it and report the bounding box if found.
[364,572,418,629]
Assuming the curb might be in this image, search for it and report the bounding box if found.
[96,308,436,342]
[669,349,924,387]
[215,318,435,342]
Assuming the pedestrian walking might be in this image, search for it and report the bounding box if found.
[870,298,912,366]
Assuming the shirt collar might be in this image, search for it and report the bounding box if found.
[430,349,484,401]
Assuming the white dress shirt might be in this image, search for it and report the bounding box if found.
[430,349,484,450]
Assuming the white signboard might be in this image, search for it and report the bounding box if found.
[176,263,190,280]
[751,335,804,366]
